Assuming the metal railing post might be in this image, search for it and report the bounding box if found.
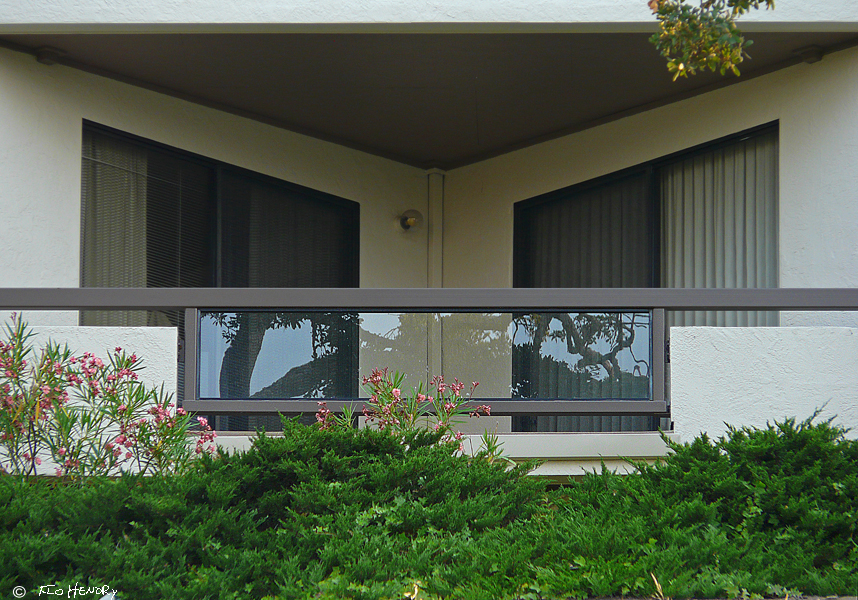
[651,308,665,406]
[184,308,199,406]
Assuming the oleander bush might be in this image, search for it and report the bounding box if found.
[1,414,857,600]
[0,314,216,479]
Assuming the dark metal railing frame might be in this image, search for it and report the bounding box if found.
[2,287,857,418]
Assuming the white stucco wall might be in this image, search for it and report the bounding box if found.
[27,325,178,395]
[11,325,177,475]
[0,45,428,326]
[443,44,858,316]
[0,0,854,33]
[670,326,858,440]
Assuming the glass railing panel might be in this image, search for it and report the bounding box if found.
[358,312,431,393]
[439,312,513,399]
[199,311,359,399]
[199,310,651,402]
[510,312,651,400]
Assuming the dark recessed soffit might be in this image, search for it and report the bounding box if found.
[2,32,857,168]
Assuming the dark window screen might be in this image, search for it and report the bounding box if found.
[219,171,358,288]
[514,170,655,289]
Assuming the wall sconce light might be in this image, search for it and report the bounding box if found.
[399,209,423,231]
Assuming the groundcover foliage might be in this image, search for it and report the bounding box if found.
[1,415,857,599]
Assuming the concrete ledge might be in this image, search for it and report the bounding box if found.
[476,432,674,460]
[213,431,675,477]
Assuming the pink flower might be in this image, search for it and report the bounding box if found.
[125,452,132,459]
[197,416,209,428]
[469,404,491,418]
[34,457,42,465]
[58,447,67,456]
[392,388,401,399]
[118,404,127,412]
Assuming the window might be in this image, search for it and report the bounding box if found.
[80,123,360,429]
[513,124,778,431]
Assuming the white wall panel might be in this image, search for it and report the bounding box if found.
[671,326,858,440]
[28,325,178,395]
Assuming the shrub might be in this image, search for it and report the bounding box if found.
[544,414,858,598]
[1,412,856,599]
[0,313,215,478]
[0,417,543,599]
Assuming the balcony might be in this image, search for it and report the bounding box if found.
[2,287,857,476]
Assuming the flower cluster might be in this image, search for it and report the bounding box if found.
[0,313,217,479]
[315,402,334,430]
[194,416,217,455]
[315,368,490,451]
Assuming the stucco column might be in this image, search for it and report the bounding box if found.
[426,168,445,289]
[426,168,445,378]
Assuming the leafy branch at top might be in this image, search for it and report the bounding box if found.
[649,0,776,80]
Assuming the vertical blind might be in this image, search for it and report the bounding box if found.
[81,129,213,326]
[661,129,778,326]
[80,131,150,326]
[514,171,654,288]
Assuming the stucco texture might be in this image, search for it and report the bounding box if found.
[0,0,855,32]
[28,325,178,395]
[670,326,858,441]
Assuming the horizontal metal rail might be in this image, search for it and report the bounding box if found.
[0,287,857,311]
[182,399,669,416]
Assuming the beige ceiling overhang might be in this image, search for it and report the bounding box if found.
[2,31,856,169]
